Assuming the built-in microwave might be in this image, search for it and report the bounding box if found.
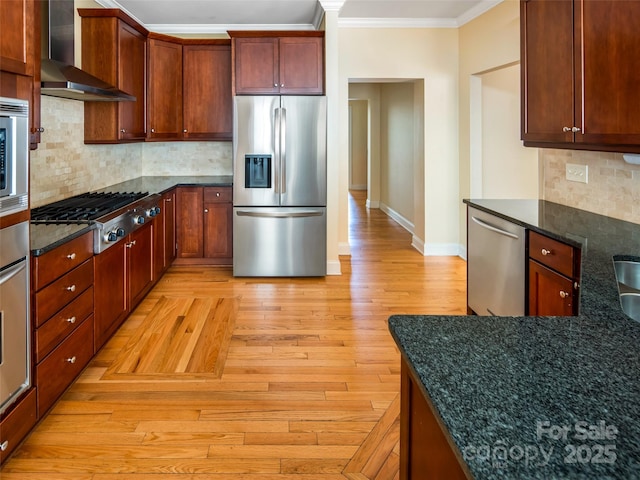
[0,97,29,217]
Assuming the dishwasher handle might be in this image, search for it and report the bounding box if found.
[471,216,520,240]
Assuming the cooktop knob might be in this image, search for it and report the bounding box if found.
[105,231,117,242]
[134,215,145,225]
[146,208,156,217]
[116,227,126,237]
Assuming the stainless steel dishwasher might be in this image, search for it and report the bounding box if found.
[467,206,526,316]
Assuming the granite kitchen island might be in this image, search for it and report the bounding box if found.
[389,200,640,479]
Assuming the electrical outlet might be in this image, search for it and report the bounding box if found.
[566,163,588,183]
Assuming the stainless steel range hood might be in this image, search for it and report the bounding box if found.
[40,0,135,102]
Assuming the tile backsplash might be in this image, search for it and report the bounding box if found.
[30,96,232,208]
[541,149,640,225]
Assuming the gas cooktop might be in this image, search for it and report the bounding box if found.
[30,192,149,224]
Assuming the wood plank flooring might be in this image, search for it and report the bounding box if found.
[1,190,467,479]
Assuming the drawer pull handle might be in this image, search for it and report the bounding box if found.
[67,252,76,260]
[559,291,570,299]
[66,285,76,292]
[67,356,77,364]
[541,248,552,256]
[1,440,8,451]
[67,316,76,324]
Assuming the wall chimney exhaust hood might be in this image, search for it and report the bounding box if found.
[40,0,135,101]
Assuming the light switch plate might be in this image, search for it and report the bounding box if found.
[566,163,588,183]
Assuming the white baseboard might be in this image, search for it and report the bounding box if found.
[424,243,465,257]
[380,202,414,234]
[338,241,351,256]
[366,198,380,209]
[326,259,342,275]
[411,235,425,255]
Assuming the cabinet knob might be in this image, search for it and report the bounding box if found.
[120,129,126,133]
[559,291,570,299]
[1,440,8,452]
[67,316,76,324]
[216,192,220,197]
[183,129,187,133]
[274,83,278,87]
[563,126,571,132]
[66,356,77,364]
[151,128,155,133]
[571,126,581,133]
[541,248,552,256]
[37,127,45,133]
[66,284,76,292]
[67,252,76,260]
[165,198,172,202]
[204,209,209,213]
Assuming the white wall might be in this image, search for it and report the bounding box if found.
[338,27,460,256]
[348,100,368,190]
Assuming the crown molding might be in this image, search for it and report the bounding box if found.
[457,0,503,26]
[147,23,317,35]
[338,17,458,28]
[318,1,346,12]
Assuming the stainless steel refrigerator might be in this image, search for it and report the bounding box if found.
[233,95,327,277]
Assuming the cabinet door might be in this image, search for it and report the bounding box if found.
[117,21,146,140]
[0,0,32,75]
[234,37,279,95]
[163,189,177,266]
[528,260,575,316]
[279,37,324,95]
[148,38,183,140]
[176,187,204,258]
[204,203,232,261]
[577,0,640,145]
[128,222,154,308]
[94,242,127,351]
[153,208,165,282]
[520,0,574,144]
[183,44,233,140]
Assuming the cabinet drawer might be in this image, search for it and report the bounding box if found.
[529,231,575,278]
[203,187,232,203]
[36,315,94,416]
[35,287,94,362]
[0,388,37,464]
[33,232,93,291]
[34,259,93,322]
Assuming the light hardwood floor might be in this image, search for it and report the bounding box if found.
[2,190,467,479]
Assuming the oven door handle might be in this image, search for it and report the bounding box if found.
[0,258,26,286]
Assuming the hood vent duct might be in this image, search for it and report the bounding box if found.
[40,0,135,102]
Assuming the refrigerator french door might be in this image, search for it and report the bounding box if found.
[233,96,327,277]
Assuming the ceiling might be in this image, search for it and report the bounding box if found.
[94,0,503,34]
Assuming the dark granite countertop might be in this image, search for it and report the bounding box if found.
[30,176,233,256]
[388,199,640,479]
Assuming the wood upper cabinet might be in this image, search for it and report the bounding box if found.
[231,32,324,95]
[0,0,34,76]
[79,9,147,143]
[527,231,580,316]
[147,35,183,140]
[183,43,233,140]
[521,0,640,149]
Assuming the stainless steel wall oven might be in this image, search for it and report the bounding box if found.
[0,97,29,217]
[0,221,30,416]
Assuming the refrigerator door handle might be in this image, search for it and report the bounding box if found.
[274,107,281,194]
[281,108,287,194]
[236,210,324,218]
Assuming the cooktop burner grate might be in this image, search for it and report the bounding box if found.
[31,192,149,223]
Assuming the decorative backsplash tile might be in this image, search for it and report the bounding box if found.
[541,149,640,225]
[30,97,233,208]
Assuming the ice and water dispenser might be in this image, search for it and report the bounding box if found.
[245,155,271,188]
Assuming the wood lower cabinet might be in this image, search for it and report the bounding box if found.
[94,222,154,351]
[32,231,95,417]
[176,186,232,265]
[79,9,148,143]
[521,0,640,150]
[0,389,37,464]
[400,358,471,480]
[527,231,580,316]
[231,32,324,95]
[153,189,177,281]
